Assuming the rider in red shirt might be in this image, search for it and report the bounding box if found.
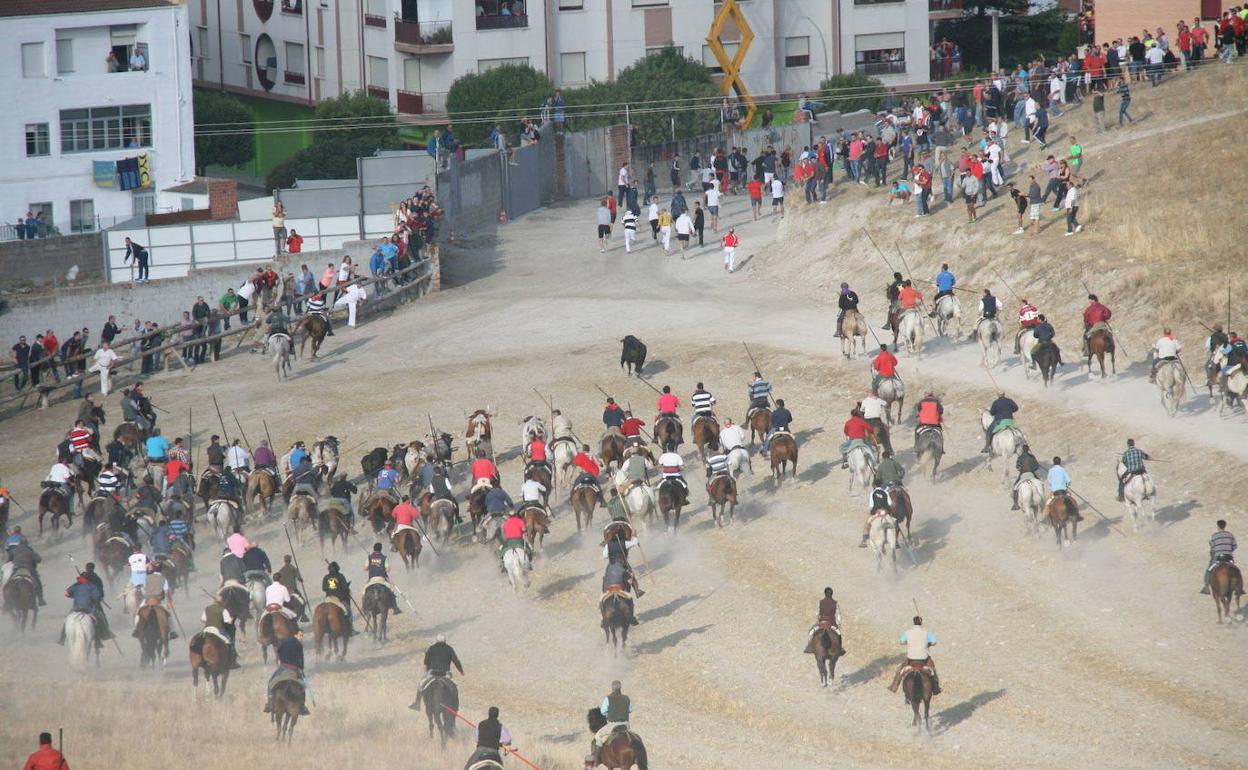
[656,386,679,416]
[164,457,188,483]
[572,448,600,477]
[470,450,498,488]
[621,414,646,437]
[528,438,547,463]
[871,344,898,391]
[1018,300,1039,329]
[502,513,526,540]
[1082,294,1112,328]
[840,410,876,468]
[392,498,420,527]
[898,282,923,310]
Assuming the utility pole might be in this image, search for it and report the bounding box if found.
[990,10,1001,74]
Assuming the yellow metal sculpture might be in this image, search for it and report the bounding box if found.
[707,0,756,129]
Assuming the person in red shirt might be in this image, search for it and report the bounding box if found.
[840,409,876,468]
[656,386,679,416]
[528,437,547,464]
[871,344,899,391]
[621,412,646,438]
[1018,300,1039,329]
[470,449,498,491]
[746,178,764,220]
[898,281,923,310]
[164,456,188,485]
[1082,293,1113,355]
[392,495,420,529]
[498,511,530,570]
[68,420,94,454]
[23,732,69,770]
[572,445,600,476]
[286,230,304,254]
[913,164,933,215]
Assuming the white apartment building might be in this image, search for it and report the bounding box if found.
[194,0,953,123]
[0,0,197,237]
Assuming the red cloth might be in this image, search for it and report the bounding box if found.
[528,439,547,462]
[917,399,942,426]
[1083,302,1112,326]
[392,502,419,526]
[899,286,922,309]
[1018,304,1039,327]
[471,458,497,482]
[914,168,932,190]
[657,393,679,413]
[872,350,898,377]
[165,458,188,482]
[69,427,93,452]
[722,232,739,248]
[24,746,69,770]
[843,416,874,440]
[747,180,763,200]
[572,452,600,476]
[621,417,645,437]
[286,234,303,253]
[502,515,526,539]
[43,335,59,357]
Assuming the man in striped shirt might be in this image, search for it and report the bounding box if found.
[68,420,95,467]
[690,383,716,418]
[305,292,334,336]
[747,372,771,410]
[95,463,122,497]
[1201,520,1237,594]
[1116,439,1149,502]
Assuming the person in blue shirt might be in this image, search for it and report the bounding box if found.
[375,462,399,500]
[288,442,308,471]
[932,263,956,304]
[150,519,175,558]
[1046,456,1071,494]
[145,429,170,462]
[761,398,793,457]
[380,240,399,272]
[369,246,386,278]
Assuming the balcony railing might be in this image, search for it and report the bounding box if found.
[476,13,528,30]
[396,90,449,115]
[284,70,306,84]
[367,84,390,100]
[929,0,961,10]
[364,13,387,28]
[858,61,906,75]
[394,19,454,52]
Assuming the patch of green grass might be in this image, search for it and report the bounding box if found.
[199,89,315,179]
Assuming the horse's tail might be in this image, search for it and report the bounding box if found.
[633,736,650,770]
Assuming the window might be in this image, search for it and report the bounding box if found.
[646,45,683,57]
[403,56,422,90]
[560,51,586,84]
[28,202,54,228]
[70,200,95,233]
[285,42,305,74]
[60,104,152,153]
[197,27,210,60]
[132,192,155,217]
[315,46,326,77]
[240,33,252,63]
[784,36,810,68]
[855,33,905,75]
[22,42,45,78]
[478,57,528,71]
[368,55,389,88]
[853,0,905,4]
[558,0,583,8]
[364,0,386,14]
[702,43,737,74]
[25,123,50,157]
[631,0,667,6]
[56,39,74,74]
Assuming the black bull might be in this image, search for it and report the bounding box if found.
[620,335,647,377]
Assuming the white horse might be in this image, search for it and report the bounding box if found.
[1016,329,1040,379]
[550,438,578,488]
[64,611,97,668]
[727,446,752,479]
[877,377,906,424]
[981,411,1023,485]
[839,309,870,359]
[208,499,240,535]
[846,444,877,495]
[1014,472,1046,534]
[464,410,493,457]
[977,318,1004,368]
[519,415,545,453]
[612,468,658,524]
[934,294,963,338]
[268,333,292,382]
[310,436,339,489]
[503,547,530,592]
[896,310,925,356]
[1153,360,1186,417]
[1117,461,1158,530]
[868,513,897,572]
[248,574,270,631]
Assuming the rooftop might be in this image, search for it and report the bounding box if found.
[0,0,179,18]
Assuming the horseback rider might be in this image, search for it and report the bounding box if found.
[839,409,876,470]
[602,397,626,431]
[149,518,175,561]
[325,472,356,527]
[981,392,1019,454]
[499,510,530,572]
[914,392,943,439]
[1015,298,1040,353]
[835,282,860,338]
[321,562,356,635]
[720,418,746,453]
[761,398,793,458]
[274,555,305,620]
[655,385,679,421]
[572,445,603,493]
[519,477,548,516]
[60,574,108,648]
[1030,313,1058,361]
[412,634,465,710]
[1046,456,1081,522]
[657,449,688,500]
[1081,293,1113,355]
[130,383,158,431]
[1011,444,1041,510]
[888,616,941,695]
[200,594,240,667]
[205,434,226,472]
[7,538,45,605]
[602,557,641,625]
[1219,331,1248,376]
[484,484,514,523]
[898,280,923,315]
[135,561,176,638]
[552,409,576,443]
[605,487,628,523]
[264,305,295,353]
[526,434,548,467]
[291,456,318,498]
[883,271,905,329]
[225,439,251,474]
[929,263,956,315]
[870,344,899,393]
[1200,520,1238,594]
[465,706,512,770]
[366,542,404,612]
[470,449,499,493]
[859,392,893,457]
[1116,439,1150,502]
[218,543,246,589]
[589,681,634,765]
[68,419,95,469]
[253,440,278,473]
[859,482,893,548]
[96,463,122,498]
[805,586,846,654]
[875,452,905,489]
[620,411,646,440]
[305,291,334,336]
[1148,328,1183,383]
[288,441,309,472]
[375,461,400,502]
[1205,323,1229,381]
[264,570,300,622]
[216,466,241,502]
[428,465,460,521]
[690,382,716,418]
[747,371,772,410]
[704,444,730,489]
[44,456,77,513]
[978,288,998,321]
[265,628,311,715]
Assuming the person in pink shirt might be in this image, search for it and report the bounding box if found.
[656,385,679,417]
[392,496,420,529]
[848,134,865,184]
[528,437,547,463]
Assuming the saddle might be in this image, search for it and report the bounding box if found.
[322,595,347,614]
[365,575,394,591]
[691,414,718,429]
[599,586,634,607]
[268,667,302,692]
[525,459,551,475]
[746,406,769,423]
[989,418,1017,436]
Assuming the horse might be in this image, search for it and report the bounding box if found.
[502,546,530,592]
[727,445,752,480]
[981,412,1023,485]
[136,604,171,669]
[208,499,243,536]
[421,676,459,748]
[288,494,318,541]
[901,666,935,733]
[524,461,553,506]
[392,527,422,571]
[600,432,627,471]
[877,377,905,424]
[1218,367,1248,416]
[1209,562,1244,624]
[270,679,306,743]
[807,623,844,687]
[95,534,131,585]
[550,437,578,488]
[424,497,457,544]
[362,582,397,643]
[522,504,550,552]
[896,309,925,355]
[839,309,869,359]
[846,443,877,495]
[888,486,913,542]
[312,600,350,660]
[258,609,298,663]
[601,590,633,651]
[220,585,252,642]
[82,494,121,541]
[1154,359,1187,417]
[268,333,292,381]
[360,446,389,479]
[656,478,688,533]
[362,494,397,535]
[190,632,232,697]
[519,415,546,450]
[653,415,683,452]
[587,708,649,770]
[113,421,149,461]
[38,487,74,535]
[464,409,493,458]
[245,469,280,516]
[310,436,339,490]
[620,335,647,377]
[707,475,737,527]
[868,513,897,572]
[914,426,944,480]
[1044,493,1081,548]
[297,315,330,360]
[318,505,352,552]
[748,407,771,446]
[2,571,39,632]
[64,611,98,668]
[1014,472,1046,534]
[1033,341,1061,387]
[977,317,1003,368]
[1086,328,1116,378]
[690,415,720,461]
[1016,329,1039,378]
[770,432,798,484]
[613,471,658,525]
[1117,463,1157,531]
[570,483,602,532]
[934,294,963,338]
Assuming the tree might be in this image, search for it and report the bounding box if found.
[445,64,553,146]
[609,48,719,144]
[817,72,888,115]
[936,8,1076,71]
[265,91,400,190]
[962,0,1029,17]
[193,89,256,175]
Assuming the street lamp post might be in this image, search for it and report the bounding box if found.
[797,15,831,83]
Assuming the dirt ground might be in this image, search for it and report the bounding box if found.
[2,67,1247,770]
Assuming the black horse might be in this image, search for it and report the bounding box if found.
[620,335,647,377]
[360,447,389,480]
[1033,341,1062,387]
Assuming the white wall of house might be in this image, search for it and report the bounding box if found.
[837,0,930,87]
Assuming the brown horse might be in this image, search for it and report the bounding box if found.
[190,632,232,697]
[601,590,633,652]
[707,475,737,527]
[426,497,458,543]
[95,534,131,585]
[312,600,350,660]
[288,494,318,541]
[524,462,553,505]
[690,415,720,461]
[1086,328,1116,378]
[246,469,280,516]
[317,504,352,552]
[522,504,550,551]
[588,708,649,770]
[38,487,74,535]
[839,308,870,359]
[392,527,422,571]
[748,407,771,446]
[769,432,798,484]
[467,486,490,532]
[362,494,397,535]
[600,432,627,471]
[270,678,306,742]
[297,314,330,360]
[1044,493,1082,547]
[3,572,39,632]
[165,543,193,597]
[1209,562,1244,624]
[657,478,688,533]
[653,415,683,452]
[113,421,149,460]
[888,486,913,541]
[136,604,171,668]
[570,483,602,532]
[807,623,844,687]
[901,665,935,732]
[82,494,121,541]
[257,610,297,664]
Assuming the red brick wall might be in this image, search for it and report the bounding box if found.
[1094,0,1220,45]
[208,179,239,220]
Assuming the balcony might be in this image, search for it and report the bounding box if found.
[858,61,906,76]
[396,90,448,120]
[929,0,962,17]
[367,84,390,100]
[394,19,454,54]
[281,0,303,14]
[364,13,387,28]
[284,70,306,85]
[476,13,528,30]
[396,89,424,114]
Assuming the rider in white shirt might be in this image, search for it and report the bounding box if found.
[46,460,77,509]
[519,479,547,513]
[719,419,746,452]
[128,550,149,587]
[264,579,298,619]
[225,442,251,471]
[1150,329,1182,382]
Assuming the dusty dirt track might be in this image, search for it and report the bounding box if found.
[2,76,1247,769]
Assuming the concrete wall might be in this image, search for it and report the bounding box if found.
[436,151,505,241]
[0,233,105,289]
[278,152,437,219]
[1094,1,1218,46]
